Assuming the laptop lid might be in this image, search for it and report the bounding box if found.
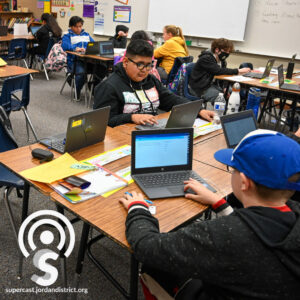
[131,128,193,175]
[220,110,258,148]
[64,106,110,153]
[85,41,100,55]
[30,26,41,36]
[166,100,203,128]
[277,64,285,87]
[262,59,275,78]
[99,41,114,57]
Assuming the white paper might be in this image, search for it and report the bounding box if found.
[14,24,29,36]
[229,75,255,82]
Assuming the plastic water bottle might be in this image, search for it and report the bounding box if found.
[213,93,226,124]
[227,83,240,114]
[156,37,163,48]
[246,87,261,119]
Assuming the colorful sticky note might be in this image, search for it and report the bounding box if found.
[44,1,51,13]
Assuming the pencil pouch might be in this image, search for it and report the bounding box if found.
[64,175,91,189]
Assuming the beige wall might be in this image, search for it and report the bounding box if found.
[18,0,43,19]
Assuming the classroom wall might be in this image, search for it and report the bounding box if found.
[18,0,43,19]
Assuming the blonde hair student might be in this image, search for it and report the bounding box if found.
[154,25,188,80]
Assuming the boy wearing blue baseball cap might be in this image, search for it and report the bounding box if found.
[120,129,300,300]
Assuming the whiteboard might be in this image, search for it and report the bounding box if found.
[94,0,149,37]
[147,0,250,41]
[233,0,300,58]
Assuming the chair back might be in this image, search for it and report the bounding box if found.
[184,63,201,101]
[0,74,30,113]
[0,105,18,152]
[239,62,253,70]
[8,38,27,60]
[167,56,193,85]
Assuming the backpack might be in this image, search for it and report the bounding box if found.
[168,63,187,96]
[0,105,18,148]
[44,41,67,72]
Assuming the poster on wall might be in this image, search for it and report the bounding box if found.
[94,0,106,34]
[115,0,128,4]
[51,0,70,6]
[113,5,131,23]
[83,0,95,17]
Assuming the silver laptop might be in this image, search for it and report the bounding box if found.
[136,100,203,130]
[220,110,258,148]
[131,128,216,199]
[40,107,110,153]
[243,59,275,79]
[30,26,41,36]
[278,64,300,92]
[85,41,100,55]
[99,41,114,58]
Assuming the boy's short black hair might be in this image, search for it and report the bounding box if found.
[116,25,129,34]
[131,30,150,41]
[126,40,153,58]
[69,16,84,27]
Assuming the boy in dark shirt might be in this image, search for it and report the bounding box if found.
[120,129,300,300]
[94,39,214,127]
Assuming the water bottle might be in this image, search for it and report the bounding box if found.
[227,83,240,115]
[246,87,261,118]
[213,93,226,124]
[156,36,163,48]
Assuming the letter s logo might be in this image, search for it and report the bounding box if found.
[31,249,59,286]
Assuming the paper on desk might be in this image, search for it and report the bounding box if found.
[227,75,255,82]
[82,145,131,166]
[295,75,300,79]
[193,119,222,138]
[20,153,82,183]
[102,166,134,197]
[260,76,275,84]
[268,81,279,87]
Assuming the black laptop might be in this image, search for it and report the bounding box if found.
[136,100,203,130]
[243,59,275,79]
[131,128,216,199]
[220,110,258,148]
[40,107,110,153]
[0,25,8,36]
[85,41,100,55]
[278,64,300,92]
[99,41,114,58]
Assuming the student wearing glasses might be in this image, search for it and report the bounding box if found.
[93,39,214,127]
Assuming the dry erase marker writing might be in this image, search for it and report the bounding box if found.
[125,192,153,205]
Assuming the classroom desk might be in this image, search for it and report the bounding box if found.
[0,127,231,299]
[215,74,300,130]
[0,34,35,42]
[117,112,224,145]
[0,65,38,78]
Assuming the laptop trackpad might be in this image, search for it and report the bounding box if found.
[167,186,184,195]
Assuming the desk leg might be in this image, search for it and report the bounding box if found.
[18,183,30,279]
[56,205,68,296]
[289,97,297,131]
[129,255,139,300]
[258,90,271,123]
[72,222,90,300]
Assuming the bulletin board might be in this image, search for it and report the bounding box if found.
[93,0,149,36]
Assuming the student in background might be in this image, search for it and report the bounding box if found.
[62,16,93,100]
[29,13,62,68]
[110,25,129,48]
[154,25,188,80]
[120,130,300,300]
[117,30,161,81]
[189,38,250,103]
[93,40,214,127]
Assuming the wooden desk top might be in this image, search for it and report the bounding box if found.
[0,34,35,42]
[0,65,38,78]
[193,134,228,171]
[50,158,231,249]
[117,112,223,144]
[215,74,300,95]
[0,127,130,195]
[66,51,114,61]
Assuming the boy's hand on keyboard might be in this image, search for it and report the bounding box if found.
[131,114,158,125]
[184,178,220,206]
[119,191,148,210]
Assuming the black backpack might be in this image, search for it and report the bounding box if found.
[0,105,18,148]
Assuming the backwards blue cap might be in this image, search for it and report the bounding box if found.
[214,129,300,191]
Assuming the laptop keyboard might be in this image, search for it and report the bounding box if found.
[243,72,262,78]
[50,138,65,152]
[137,171,205,188]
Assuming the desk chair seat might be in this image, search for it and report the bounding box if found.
[0,105,30,279]
[0,74,38,142]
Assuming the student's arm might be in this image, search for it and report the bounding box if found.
[61,34,76,51]
[93,81,132,127]
[36,26,47,40]
[199,55,238,76]
[116,36,127,48]
[286,131,300,144]
[154,41,171,58]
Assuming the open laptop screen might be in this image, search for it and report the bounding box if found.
[100,41,114,55]
[221,110,258,148]
[31,26,41,35]
[132,128,193,174]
